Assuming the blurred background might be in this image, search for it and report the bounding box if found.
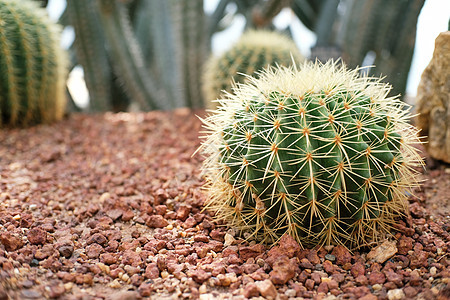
[44,0,449,112]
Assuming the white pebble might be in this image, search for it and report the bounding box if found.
[387,288,405,300]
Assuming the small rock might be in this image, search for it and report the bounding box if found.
[86,243,103,259]
[146,215,169,228]
[397,236,414,255]
[87,233,107,246]
[255,279,277,299]
[367,240,397,263]
[305,279,315,290]
[323,260,335,274]
[224,233,235,247]
[325,254,336,262]
[27,228,47,245]
[0,232,24,251]
[331,245,352,265]
[191,269,212,284]
[299,258,314,269]
[269,256,297,285]
[317,282,328,293]
[144,263,159,279]
[351,262,365,278]
[387,288,405,300]
[368,271,386,285]
[355,275,368,286]
[106,209,123,221]
[243,283,260,298]
[58,243,74,258]
[239,244,265,260]
[403,286,418,298]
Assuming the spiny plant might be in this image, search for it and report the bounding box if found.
[0,0,68,127]
[199,60,423,249]
[202,30,304,108]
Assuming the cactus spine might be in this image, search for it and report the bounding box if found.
[202,30,304,108]
[0,0,67,126]
[200,61,423,248]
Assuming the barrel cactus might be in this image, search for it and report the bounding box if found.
[200,60,423,248]
[202,30,304,108]
[0,0,68,126]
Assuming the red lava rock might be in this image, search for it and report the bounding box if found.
[327,279,339,290]
[226,264,242,275]
[154,205,167,216]
[409,250,429,269]
[193,234,209,243]
[27,228,47,245]
[243,282,260,298]
[144,263,159,279]
[322,260,335,274]
[409,270,422,286]
[0,232,24,251]
[249,268,270,281]
[48,284,65,298]
[138,282,153,297]
[146,215,169,228]
[176,204,191,221]
[122,250,143,267]
[86,233,107,246]
[190,269,211,284]
[34,244,53,260]
[239,244,265,260]
[242,263,259,274]
[255,279,277,299]
[368,271,386,285]
[351,262,365,278]
[100,253,118,265]
[403,286,418,298]
[121,210,134,222]
[269,256,297,285]
[299,258,314,269]
[317,281,328,293]
[384,269,403,286]
[305,279,315,290]
[355,275,369,286]
[331,245,352,265]
[306,250,321,265]
[397,236,414,255]
[210,229,225,242]
[182,216,196,228]
[272,234,301,258]
[86,243,103,259]
[106,209,123,221]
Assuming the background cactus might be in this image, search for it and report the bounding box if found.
[202,30,304,108]
[0,0,67,126]
[200,61,423,248]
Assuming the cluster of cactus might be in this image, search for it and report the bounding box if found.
[200,60,423,248]
[0,0,68,126]
[202,30,304,108]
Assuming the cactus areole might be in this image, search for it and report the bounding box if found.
[199,61,422,249]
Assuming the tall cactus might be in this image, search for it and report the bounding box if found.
[67,0,112,111]
[200,61,423,248]
[0,0,67,126]
[202,30,304,108]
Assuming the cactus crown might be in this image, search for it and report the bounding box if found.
[200,60,423,249]
[0,0,68,126]
[202,30,304,108]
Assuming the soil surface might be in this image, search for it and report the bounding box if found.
[0,109,449,300]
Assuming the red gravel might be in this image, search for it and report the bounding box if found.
[0,109,449,299]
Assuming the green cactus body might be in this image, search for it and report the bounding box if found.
[202,30,304,108]
[0,0,67,126]
[200,61,422,248]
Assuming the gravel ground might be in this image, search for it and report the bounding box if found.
[0,109,449,300]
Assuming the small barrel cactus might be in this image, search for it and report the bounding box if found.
[202,30,304,108]
[200,61,423,248]
[0,0,68,126]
